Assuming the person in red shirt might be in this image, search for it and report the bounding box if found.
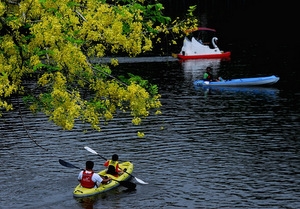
[78,161,111,188]
[104,154,124,176]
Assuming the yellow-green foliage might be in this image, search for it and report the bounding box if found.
[0,0,198,130]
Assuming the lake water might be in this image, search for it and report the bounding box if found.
[0,45,300,209]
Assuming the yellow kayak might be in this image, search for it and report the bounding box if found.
[73,161,134,198]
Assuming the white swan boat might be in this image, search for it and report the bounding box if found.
[177,27,231,60]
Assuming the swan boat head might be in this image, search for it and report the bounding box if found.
[212,37,219,49]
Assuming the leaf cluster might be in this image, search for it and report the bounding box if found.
[0,0,198,133]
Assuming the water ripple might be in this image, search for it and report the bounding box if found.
[0,61,300,208]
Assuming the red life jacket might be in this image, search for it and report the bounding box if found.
[80,170,95,188]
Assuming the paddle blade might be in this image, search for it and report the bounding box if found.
[119,181,136,190]
[134,177,148,185]
[84,146,98,155]
[84,146,107,161]
[123,170,149,185]
[59,159,81,170]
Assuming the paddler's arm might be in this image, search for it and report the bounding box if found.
[100,175,112,185]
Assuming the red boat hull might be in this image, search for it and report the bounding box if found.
[177,51,231,60]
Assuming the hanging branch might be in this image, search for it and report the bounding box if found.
[17,97,48,151]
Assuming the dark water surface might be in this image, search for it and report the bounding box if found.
[1,46,300,209]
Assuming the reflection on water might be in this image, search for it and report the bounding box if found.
[180,59,221,82]
[0,56,300,209]
[196,86,280,99]
[181,59,222,71]
[75,188,136,209]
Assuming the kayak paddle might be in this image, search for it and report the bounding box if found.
[84,146,149,185]
[58,159,136,190]
[59,159,82,170]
